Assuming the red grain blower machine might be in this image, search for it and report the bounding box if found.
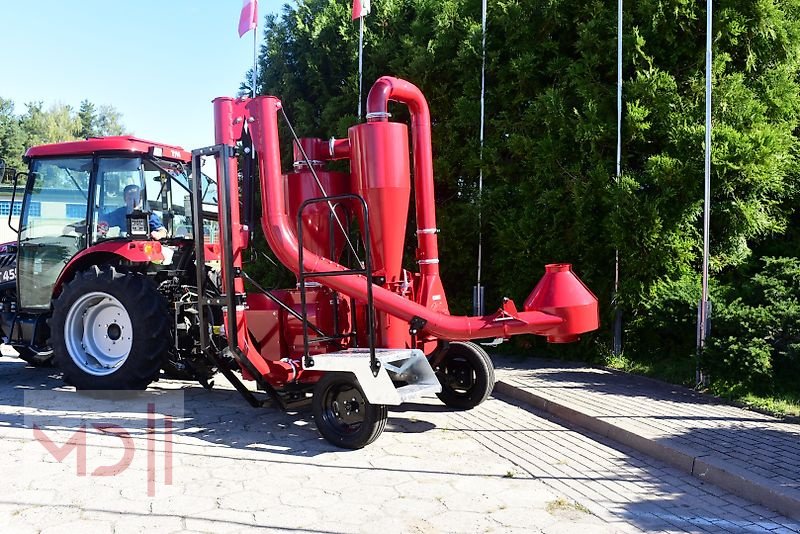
[193,76,599,447]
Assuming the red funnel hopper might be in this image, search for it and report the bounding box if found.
[524,264,599,343]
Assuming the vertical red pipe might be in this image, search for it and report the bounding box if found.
[246,97,325,278]
[212,97,248,281]
[212,97,274,379]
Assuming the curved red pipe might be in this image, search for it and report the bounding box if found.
[243,96,565,341]
[366,77,441,275]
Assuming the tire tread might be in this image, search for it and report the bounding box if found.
[436,341,495,410]
[49,265,169,390]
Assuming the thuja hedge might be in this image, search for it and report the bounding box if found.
[248,0,800,394]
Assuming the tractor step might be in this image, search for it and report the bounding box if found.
[307,348,441,405]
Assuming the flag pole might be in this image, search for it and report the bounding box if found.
[697,0,713,387]
[238,0,259,95]
[613,0,623,356]
[358,16,364,121]
[253,28,258,97]
[473,0,487,317]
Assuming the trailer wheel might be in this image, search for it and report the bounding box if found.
[50,266,169,390]
[435,341,495,409]
[312,372,387,449]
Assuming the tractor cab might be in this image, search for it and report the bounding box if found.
[1,137,215,366]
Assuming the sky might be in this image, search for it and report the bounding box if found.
[0,0,286,151]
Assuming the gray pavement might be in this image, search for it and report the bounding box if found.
[494,355,800,526]
[0,352,798,533]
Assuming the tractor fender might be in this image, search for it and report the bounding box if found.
[52,241,164,297]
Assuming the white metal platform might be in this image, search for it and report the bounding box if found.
[306,348,441,405]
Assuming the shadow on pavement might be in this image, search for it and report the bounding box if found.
[494,357,719,407]
[0,356,438,459]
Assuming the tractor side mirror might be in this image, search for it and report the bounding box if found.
[0,158,16,185]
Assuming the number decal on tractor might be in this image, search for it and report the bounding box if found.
[0,267,16,282]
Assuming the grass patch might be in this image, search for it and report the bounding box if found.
[736,394,800,418]
[601,351,696,388]
[546,497,590,515]
[710,385,800,419]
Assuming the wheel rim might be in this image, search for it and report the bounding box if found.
[63,291,134,377]
[321,381,366,435]
[439,356,476,397]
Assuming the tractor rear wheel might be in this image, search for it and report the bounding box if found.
[50,266,169,390]
[312,372,388,449]
[435,341,495,409]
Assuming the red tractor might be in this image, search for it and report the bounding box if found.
[0,77,598,448]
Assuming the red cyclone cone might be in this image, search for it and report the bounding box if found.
[524,264,599,343]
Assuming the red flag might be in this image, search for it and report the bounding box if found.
[352,0,371,20]
[238,0,258,37]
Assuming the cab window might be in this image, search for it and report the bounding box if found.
[92,157,145,241]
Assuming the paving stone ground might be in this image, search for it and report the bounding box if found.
[465,393,800,534]
[0,354,798,533]
[493,356,800,524]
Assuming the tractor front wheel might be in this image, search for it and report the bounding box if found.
[435,341,495,410]
[50,266,169,390]
[312,372,387,449]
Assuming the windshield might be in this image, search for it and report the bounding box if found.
[19,157,91,309]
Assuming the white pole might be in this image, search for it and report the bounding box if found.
[474,0,487,317]
[358,17,364,121]
[253,28,258,97]
[613,0,623,355]
[698,0,713,386]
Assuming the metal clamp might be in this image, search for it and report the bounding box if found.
[281,358,299,382]
[415,227,439,235]
[365,111,392,121]
[417,258,440,265]
[293,160,324,169]
[409,316,428,336]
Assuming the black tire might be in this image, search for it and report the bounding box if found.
[435,341,495,410]
[312,372,388,449]
[50,265,169,390]
[15,346,54,367]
